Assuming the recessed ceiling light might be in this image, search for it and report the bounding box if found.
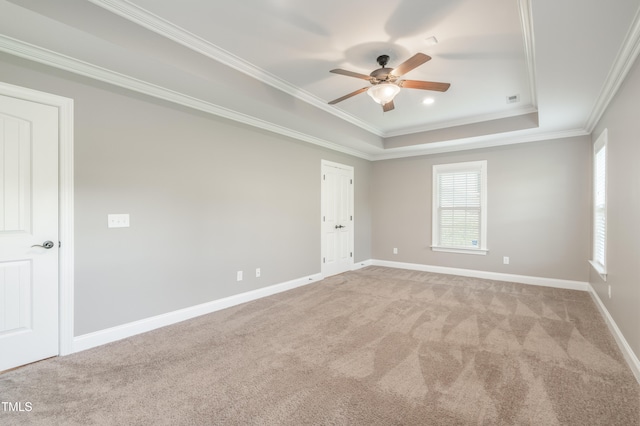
[423,98,435,105]
[425,36,438,46]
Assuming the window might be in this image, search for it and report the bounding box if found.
[590,130,607,280]
[432,160,488,255]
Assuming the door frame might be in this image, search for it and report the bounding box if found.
[0,82,75,356]
[320,159,354,277]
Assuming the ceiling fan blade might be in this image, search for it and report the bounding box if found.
[328,87,370,105]
[391,53,431,77]
[329,69,372,80]
[400,80,451,92]
[382,100,395,112]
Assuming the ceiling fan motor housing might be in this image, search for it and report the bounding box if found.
[370,55,395,81]
[370,67,395,81]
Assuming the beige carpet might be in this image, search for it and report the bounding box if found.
[1,266,639,425]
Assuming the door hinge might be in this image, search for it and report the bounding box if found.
[323,216,325,222]
[323,257,325,263]
[323,174,326,180]
[350,252,353,258]
[350,179,353,184]
[350,215,353,221]
[59,241,62,248]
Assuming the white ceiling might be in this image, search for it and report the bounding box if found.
[1,0,639,159]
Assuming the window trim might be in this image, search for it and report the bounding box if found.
[431,160,488,255]
[590,129,608,281]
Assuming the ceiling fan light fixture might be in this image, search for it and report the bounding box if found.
[367,83,401,105]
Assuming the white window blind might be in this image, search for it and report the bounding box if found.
[432,161,487,254]
[591,130,607,278]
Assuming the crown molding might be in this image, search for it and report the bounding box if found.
[371,128,589,161]
[518,0,538,109]
[0,33,589,163]
[584,6,640,132]
[0,34,373,161]
[86,0,385,138]
[383,105,539,138]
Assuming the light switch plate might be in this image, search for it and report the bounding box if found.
[108,214,130,228]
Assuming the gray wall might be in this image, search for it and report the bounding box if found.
[372,137,591,282]
[590,55,640,358]
[0,54,372,335]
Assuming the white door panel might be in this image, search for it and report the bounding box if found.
[321,161,354,277]
[0,94,59,371]
[0,261,32,334]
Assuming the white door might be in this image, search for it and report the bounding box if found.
[321,161,354,277]
[0,94,59,371]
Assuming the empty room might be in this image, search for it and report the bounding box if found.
[1,0,639,424]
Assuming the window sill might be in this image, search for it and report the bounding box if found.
[431,246,488,256]
[589,260,607,282]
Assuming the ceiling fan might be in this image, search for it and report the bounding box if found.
[328,53,450,112]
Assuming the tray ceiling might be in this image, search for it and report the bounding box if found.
[0,0,639,159]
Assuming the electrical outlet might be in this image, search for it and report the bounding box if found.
[393,248,398,255]
[256,268,261,278]
[503,256,509,265]
[608,285,611,299]
[107,214,130,228]
[237,271,243,282]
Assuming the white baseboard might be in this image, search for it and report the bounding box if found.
[370,259,589,291]
[351,259,373,271]
[73,272,323,353]
[588,284,640,383]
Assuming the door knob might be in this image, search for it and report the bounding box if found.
[335,225,345,229]
[32,241,55,249]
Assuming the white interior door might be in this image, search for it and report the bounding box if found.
[0,94,59,371]
[321,161,354,277]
